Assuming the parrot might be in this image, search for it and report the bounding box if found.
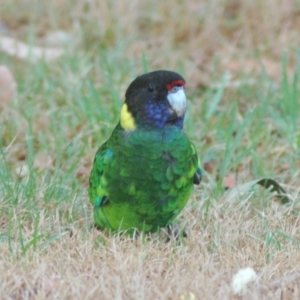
[88,70,201,235]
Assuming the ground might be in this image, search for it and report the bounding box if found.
[0,1,300,299]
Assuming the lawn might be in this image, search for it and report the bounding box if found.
[0,1,300,299]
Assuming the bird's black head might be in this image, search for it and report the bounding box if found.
[120,70,187,130]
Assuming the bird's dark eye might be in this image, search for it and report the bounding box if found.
[147,84,154,93]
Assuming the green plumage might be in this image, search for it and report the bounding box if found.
[89,70,201,234]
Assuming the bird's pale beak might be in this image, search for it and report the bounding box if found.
[167,86,187,117]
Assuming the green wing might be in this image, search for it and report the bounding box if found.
[190,143,202,185]
[88,142,113,208]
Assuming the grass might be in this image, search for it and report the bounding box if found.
[1,0,300,299]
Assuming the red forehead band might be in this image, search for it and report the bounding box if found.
[166,80,186,91]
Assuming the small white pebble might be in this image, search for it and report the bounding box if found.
[232,267,258,296]
[180,292,196,300]
[15,164,29,178]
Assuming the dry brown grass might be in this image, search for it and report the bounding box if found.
[2,0,300,86]
[1,193,300,299]
[1,0,300,299]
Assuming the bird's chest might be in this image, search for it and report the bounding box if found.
[115,128,190,177]
[106,127,195,206]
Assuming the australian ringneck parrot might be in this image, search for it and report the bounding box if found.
[89,70,201,234]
